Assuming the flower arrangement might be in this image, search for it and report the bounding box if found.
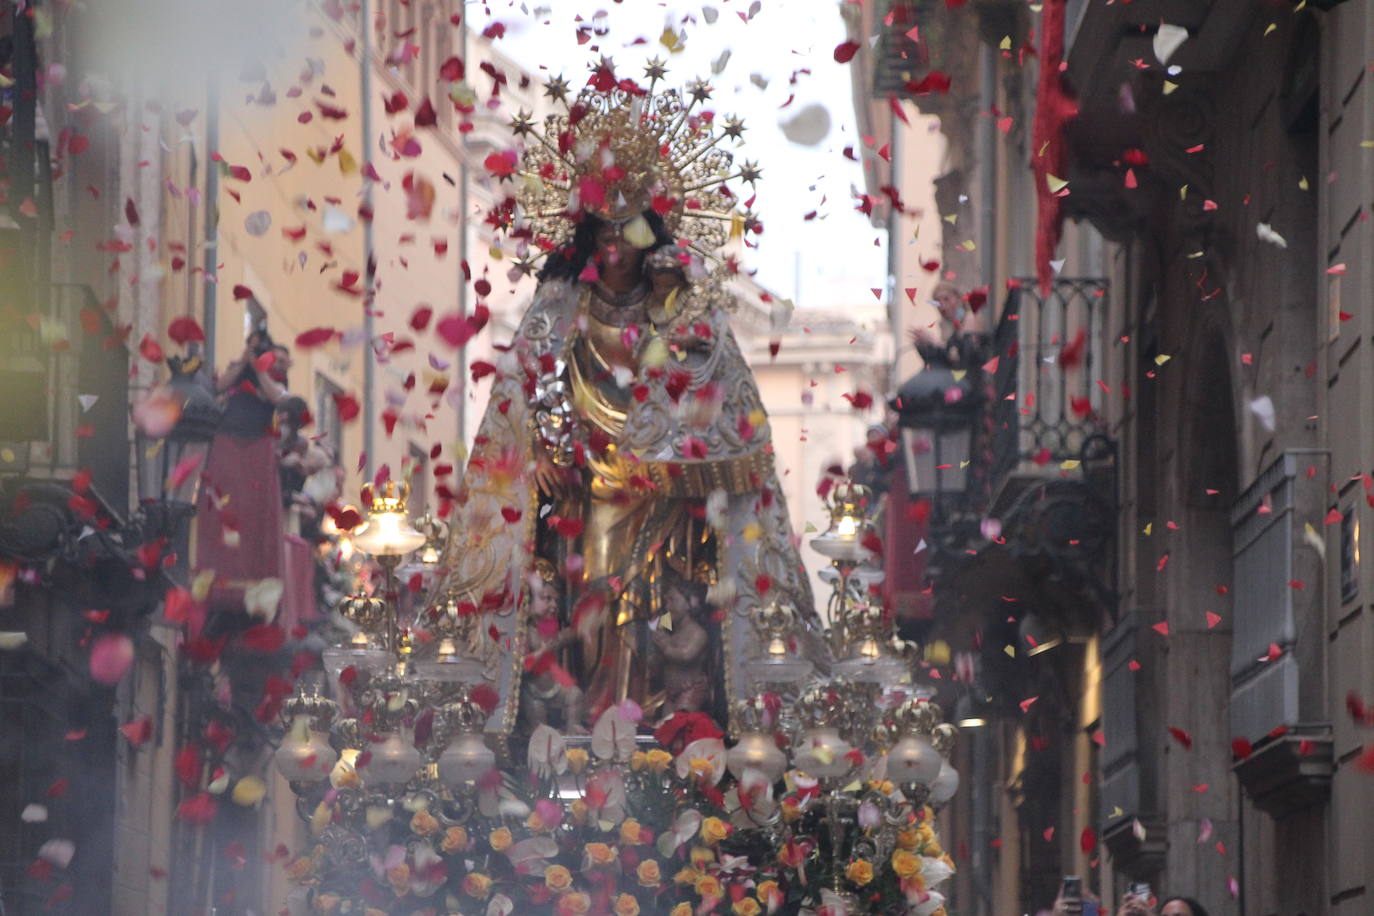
[282,704,953,916]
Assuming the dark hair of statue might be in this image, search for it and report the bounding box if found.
[1161,897,1208,916]
[537,209,676,282]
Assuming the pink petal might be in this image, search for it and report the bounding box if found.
[89,633,134,685]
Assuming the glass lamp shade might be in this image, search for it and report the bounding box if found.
[322,644,392,688]
[901,425,971,499]
[929,759,960,805]
[415,655,488,685]
[726,732,788,784]
[887,733,942,787]
[414,638,488,685]
[275,719,337,783]
[810,529,874,563]
[819,564,885,590]
[352,510,427,557]
[834,651,908,685]
[747,653,814,692]
[438,732,496,788]
[794,726,854,781]
[366,731,423,785]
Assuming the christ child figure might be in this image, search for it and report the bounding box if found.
[651,573,712,716]
[519,561,586,734]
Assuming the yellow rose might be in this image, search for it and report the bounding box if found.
[694,874,722,899]
[557,891,592,916]
[690,846,716,869]
[896,829,920,850]
[891,849,921,880]
[646,748,674,772]
[673,866,699,886]
[462,872,493,899]
[312,893,341,914]
[334,766,362,790]
[527,811,549,833]
[569,798,590,826]
[630,751,649,771]
[689,757,714,780]
[700,816,731,845]
[670,905,693,916]
[567,747,590,774]
[545,864,574,892]
[733,898,762,916]
[756,880,781,907]
[489,826,513,852]
[780,798,802,822]
[925,839,945,858]
[613,893,641,916]
[440,825,469,853]
[636,859,662,887]
[585,842,617,867]
[386,863,411,896]
[410,810,440,836]
[286,855,317,883]
[619,818,644,846]
[846,859,874,886]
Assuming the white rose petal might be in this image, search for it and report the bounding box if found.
[1153,24,1189,65]
[39,839,75,869]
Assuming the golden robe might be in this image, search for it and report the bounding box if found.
[429,277,821,734]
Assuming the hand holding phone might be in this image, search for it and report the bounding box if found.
[1060,876,1083,916]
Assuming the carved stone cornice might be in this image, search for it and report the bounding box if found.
[1137,81,1220,241]
[1233,729,1332,819]
[1102,812,1168,877]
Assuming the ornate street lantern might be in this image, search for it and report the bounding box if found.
[891,367,980,505]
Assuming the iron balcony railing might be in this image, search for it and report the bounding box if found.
[998,278,1108,450]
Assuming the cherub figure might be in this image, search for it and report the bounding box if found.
[518,559,586,734]
[651,571,713,716]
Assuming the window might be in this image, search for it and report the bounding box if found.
[407,441,429,515]
[314,373,344,465]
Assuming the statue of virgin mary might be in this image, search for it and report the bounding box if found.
[425,64,822,737]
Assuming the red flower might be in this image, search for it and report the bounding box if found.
[167,316,205,344]
[176,792,218,826]
[653,711,722,755]
[483,150,519,179]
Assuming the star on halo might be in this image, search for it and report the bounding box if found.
[509,109,537,139]
[643,57,670,83]
[543,75,571,104]
[721,116,746,142]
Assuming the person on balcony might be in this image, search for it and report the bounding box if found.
[912,281,990,370]
[276,395,334,541]
[192,327,292,612]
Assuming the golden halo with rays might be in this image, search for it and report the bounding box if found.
[506,59,761,275]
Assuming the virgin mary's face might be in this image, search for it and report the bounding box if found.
[594,219,643,272]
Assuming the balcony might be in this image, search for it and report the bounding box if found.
[894,277,1116,684]
[1228,451,1332,814]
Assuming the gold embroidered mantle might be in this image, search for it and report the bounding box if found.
[426,278,823,735]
